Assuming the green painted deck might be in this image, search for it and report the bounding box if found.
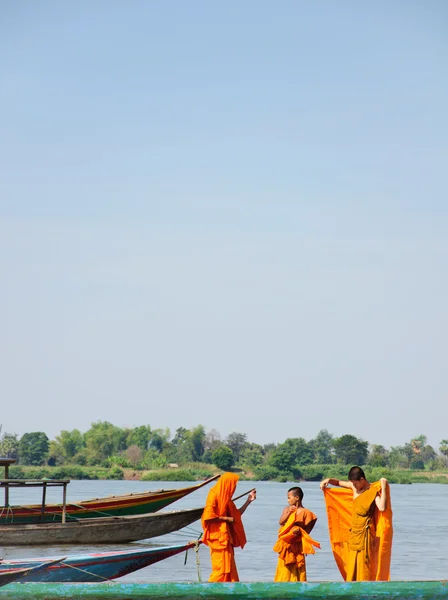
[0,581,447,599]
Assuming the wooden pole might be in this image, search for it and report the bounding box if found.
[232,488,256,502]
[62,482,67,524]
[41,482,47,522]
[4,463,9,507]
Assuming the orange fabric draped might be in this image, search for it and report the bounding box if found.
[323,482,393,581]
[201,473,247,582]
[273,510,320,582]
[207,546,239,582]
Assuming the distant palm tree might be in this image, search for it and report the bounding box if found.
[439,440,448,467]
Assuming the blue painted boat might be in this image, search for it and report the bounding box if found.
[0,542,197,582]
[0,581,447,599]
[0,568,42,589]
[0,559,64,588]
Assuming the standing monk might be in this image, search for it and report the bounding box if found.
[320,466,393,581]
[273,486,320,582]
[201,472,256,582]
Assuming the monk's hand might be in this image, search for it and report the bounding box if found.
[320,478,330,490]
[288,506,296,514]
[223,516,234,524]
[248,489,256,502]
[380,478,387,488]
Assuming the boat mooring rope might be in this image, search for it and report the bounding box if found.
[184,540,202,582]
[59,562,113,582]
[0,506,15,523]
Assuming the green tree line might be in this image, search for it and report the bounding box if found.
[1,424,447,481]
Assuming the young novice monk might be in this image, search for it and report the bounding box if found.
[273,486,320,582]
[320,466,393,581]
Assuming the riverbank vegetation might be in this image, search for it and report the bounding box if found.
[1,424,447,483]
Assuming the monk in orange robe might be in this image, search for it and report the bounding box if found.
[201,472,256,582]
[320,466,393,582]
[273,486,320,582]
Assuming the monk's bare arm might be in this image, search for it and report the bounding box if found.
[204,516,233,524]
[320,478,353,490]
[279,506,295,525]
[239,489,256,516]
[375,478,388,512]
[204,499,234,524]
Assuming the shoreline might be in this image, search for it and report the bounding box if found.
[6,465,448,484]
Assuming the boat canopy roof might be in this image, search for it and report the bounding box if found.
[0,479,70,487]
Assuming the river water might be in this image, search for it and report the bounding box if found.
[1,479,447,582]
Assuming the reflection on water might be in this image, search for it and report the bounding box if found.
[1,479,447,582]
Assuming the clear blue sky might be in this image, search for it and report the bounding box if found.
[1,1,447,450]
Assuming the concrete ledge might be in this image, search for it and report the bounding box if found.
[0,581,447,600]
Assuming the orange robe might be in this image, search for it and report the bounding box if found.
[323,482,393,581]
[273,508,320,582]
[201,473,247,582]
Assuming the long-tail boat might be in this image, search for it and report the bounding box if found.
[0,459,218,524]
[0,541,199,582]
[0,507,203,546]
[0,581,447,599]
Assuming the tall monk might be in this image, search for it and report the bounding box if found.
[273,486,320,582]
[320,466,393,582]
[201,472,256,582]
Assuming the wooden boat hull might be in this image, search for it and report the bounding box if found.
[0,542,198,582]
[0,581,447,599]
[0,569,38,588]
[0,507,203,546]
[0,560,63,588]
[0,477,218,524]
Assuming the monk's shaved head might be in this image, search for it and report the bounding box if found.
[288,486,304,501]
[348,466,366,481]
